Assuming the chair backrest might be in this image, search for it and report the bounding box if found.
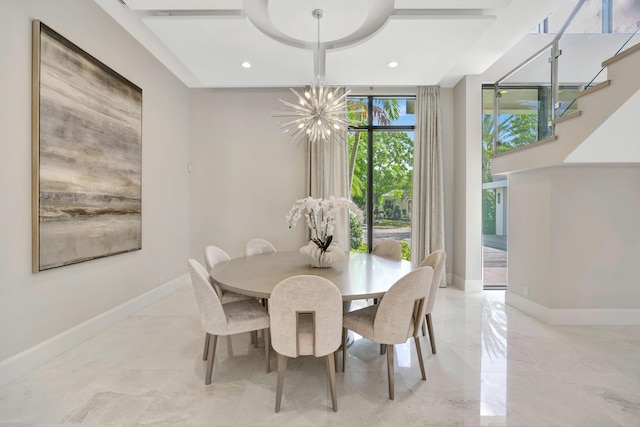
[420,250,447,314]
[373,266,434,344]
[203,245,231,297]
[269,275,343,358]
[245,238,277,256]
[187,258,228,334]
[372,239,403,260]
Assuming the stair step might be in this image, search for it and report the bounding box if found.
[575,80,611,99]
[491,135,558,158]
[553,110,582,125]
[602,42,640,67]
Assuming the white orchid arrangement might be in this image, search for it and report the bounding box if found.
[286,196,363,253]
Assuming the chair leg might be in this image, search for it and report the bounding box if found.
[414,336,426,380]
[386,344,394,400]
[275,354,287,413]
[203,333,210,361]
[341,328,347,372]
[334,349,338,372]
[251,331,257,347]
[421,319,427,337]
[264,328,271,373]
[380,344,386,355]
[325,354,338,412]
[426,313,436,354]
[205,334,218,385]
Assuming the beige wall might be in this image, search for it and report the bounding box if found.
[188,88,309,260]
[507,165,640,313]
[0,0,190,362]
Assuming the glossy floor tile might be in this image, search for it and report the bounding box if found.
[0,285,639,426]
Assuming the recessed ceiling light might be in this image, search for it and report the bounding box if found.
[388,61,398,68]
[241,62,252,69]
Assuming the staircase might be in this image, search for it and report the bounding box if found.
[490,42,640,175]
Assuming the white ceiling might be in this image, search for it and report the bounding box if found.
[94,0,569,88]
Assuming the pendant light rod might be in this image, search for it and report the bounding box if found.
[312,9,326,83]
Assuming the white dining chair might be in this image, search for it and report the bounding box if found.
[372,239,403,260]
[269,275,343,413]
[245,238,277,256]
[342,265,434,400]
[187,259,270,384]
[203,245,256,357]
[419,249,447,354]
[371,239,403,308]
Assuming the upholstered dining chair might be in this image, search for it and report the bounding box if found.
[269,275,343,413]
[187,258,270,385]
[371,239,403,308]
[419,250,447,354]
[342,265,434,400]
[372,239,403,260]
[203,245,256,357]
[245,238,277,256]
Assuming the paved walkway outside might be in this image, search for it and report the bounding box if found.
[363,228,508,288]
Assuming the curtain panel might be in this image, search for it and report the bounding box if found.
[411,86,446,286]
[306,89,350,251]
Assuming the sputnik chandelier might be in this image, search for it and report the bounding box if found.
[274,9,353,144]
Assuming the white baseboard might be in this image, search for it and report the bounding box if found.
[452,274,483,292]
[505,290,640,325]
[0,273,189,387]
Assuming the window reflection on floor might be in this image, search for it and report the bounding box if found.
[480,294,508,420]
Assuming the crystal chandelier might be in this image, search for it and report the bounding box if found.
[274,9,352,144]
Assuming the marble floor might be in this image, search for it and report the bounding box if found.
[1,285,640,426]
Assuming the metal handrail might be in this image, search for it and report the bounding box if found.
[492,0,586,152]
[494,0,586,87]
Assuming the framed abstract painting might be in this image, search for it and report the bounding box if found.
[32,21,142,272]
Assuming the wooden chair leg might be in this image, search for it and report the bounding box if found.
[414,336,426,380]
[426,313,436,354]
[386,344,394,400]
[203,333,210,361]
[275,354,287,413]
[334,349,338,372]
[342,328,347,372]
[326,355,338,412]
[421,319,427,337]
[205,334,218,385]
[264,328,271,373]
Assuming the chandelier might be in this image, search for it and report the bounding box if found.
[274,9,352,144]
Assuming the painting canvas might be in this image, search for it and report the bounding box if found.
[32,21,142,272]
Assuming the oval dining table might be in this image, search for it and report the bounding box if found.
[209,250,415,301]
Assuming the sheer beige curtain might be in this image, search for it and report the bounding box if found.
[306,90,350,251]
[411,86,446,286]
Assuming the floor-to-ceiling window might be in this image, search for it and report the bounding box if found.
[347,96,415,260]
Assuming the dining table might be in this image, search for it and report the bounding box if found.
[209,250,415,301]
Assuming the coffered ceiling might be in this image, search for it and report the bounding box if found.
[94,0,568,88]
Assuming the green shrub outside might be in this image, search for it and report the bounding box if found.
[352,241,411,262]
[349,211,363,249]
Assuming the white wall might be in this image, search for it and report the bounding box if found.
[0,0,190,367]
[441,88,455,284]
[188,89,309,260]
[452,76,483,291]
[506,165,640,323]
